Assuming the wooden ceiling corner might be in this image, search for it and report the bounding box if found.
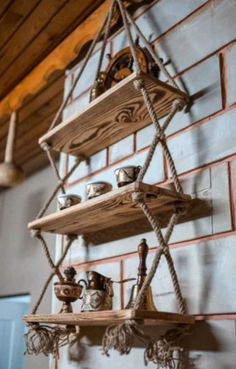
[0,0,153,177]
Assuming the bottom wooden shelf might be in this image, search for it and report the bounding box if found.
[24,309,194,326]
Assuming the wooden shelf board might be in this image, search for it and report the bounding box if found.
[24,309,195,326]
[39,72,188,157]
[28,182,192,240]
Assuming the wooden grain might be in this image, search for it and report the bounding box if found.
[28,182,191,239]
[24,309,195,326]
[0,0,104,98]
[0,0,40,51]
[39,73,188,157]
[83,197,210,244]
[0,0,112,117]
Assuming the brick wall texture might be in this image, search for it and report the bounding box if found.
[58,1,236,367]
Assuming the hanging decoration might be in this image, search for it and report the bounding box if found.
[0,111,25,187]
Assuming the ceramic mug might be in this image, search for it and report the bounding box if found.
[57,194,81,210]
[86,181,112,199]
[114,165,142,187]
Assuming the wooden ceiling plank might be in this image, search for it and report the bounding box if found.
[0,0,113,117]
[0,0,70,82]
[0,0,101,99]
[0,0,41,52]
[0,0,14,20]
[0,74,64,142]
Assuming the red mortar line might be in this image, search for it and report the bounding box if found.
[66,1,217,106]
[228,161,236,230]
[68,0,200,85]
[164,152,236,183]
[166,104,235,142]
[65,145,236,190]
[152,0,210,46]
[69,229,236,270]
[173,38,236,81]
[65,149,137,188]
[219,51,227,109]
[195,313,236,321]
[120,259,125,309]
[108,0,160,45]
[66,39,229,114]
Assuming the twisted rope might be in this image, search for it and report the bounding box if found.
[36,156,82,219]
[31,235,76,314]
[133,203,182,311]
[116,0,141,74]
[48,11,110,131]
[33,232,63,281]
[125,9,178,88]
[41,143,65,194]
[135,81,183,193]
[95,0,116,80]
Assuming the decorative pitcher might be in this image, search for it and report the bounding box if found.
[78,271,113,311]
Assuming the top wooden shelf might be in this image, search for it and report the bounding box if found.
[39,72,188,157]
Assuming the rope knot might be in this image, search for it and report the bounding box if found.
[173,98,186,111]
[30,229,41,238]
[132,191,144,203]
[133,78,145,91]
[67,234,78,242]
[58,179,64,187]
[157,131,166,142]
[40,141,51,151]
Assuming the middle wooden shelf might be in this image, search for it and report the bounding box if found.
[28,182,196,244]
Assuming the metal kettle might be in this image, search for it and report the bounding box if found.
[126,239,157,311]
[78,271,113,312]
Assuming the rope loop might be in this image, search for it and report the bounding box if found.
[40,142,51,152]
[173,98,186,112]
[66,234,78,242]
[133,78,145,91]
[58,179,64,187]
[30,229,41,239]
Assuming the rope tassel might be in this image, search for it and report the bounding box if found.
[144,328,188,369]
[25,323,80,357]
[102,320,150,356]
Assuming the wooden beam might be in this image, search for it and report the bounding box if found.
[0,0,113,118]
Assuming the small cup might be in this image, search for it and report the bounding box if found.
[86,181,112,199]
[57,194,81,210]
[114,165,142,187]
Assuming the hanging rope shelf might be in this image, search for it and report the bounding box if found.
[23,0,201,367]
